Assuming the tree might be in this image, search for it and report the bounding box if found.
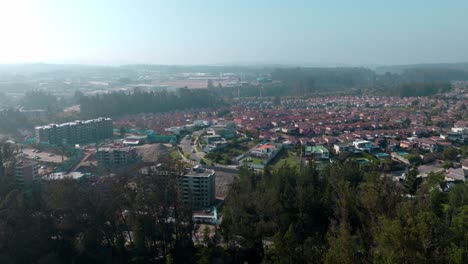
[442,148,459,162]
[404,166,421,195]
[324,221,358,264]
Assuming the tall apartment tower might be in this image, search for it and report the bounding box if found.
[15,159,39,187]
[178,165,216,209]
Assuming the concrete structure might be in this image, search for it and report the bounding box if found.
[96,146,137,167]
[178,165,216,209]
[123,135,146,145]
[43,171,85,180]
[15,159,39,187]
[35,117,113,145]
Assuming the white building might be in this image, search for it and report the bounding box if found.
[353,140,373,152]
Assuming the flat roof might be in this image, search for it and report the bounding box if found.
[35,117,112,129]
[184,168,215,178]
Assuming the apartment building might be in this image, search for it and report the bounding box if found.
[178,165,216,209]
[15,159,39,187]
[35,117,113,145]
[96,146,137,167]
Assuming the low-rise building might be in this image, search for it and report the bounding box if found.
[333,143,355,154]
[202,135,223,144]
[353,140,373,152]
[250,143,281,161]
[305,145,330,160]
[206,125,236,139]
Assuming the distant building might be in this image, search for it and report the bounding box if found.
[178,165,216,209]
[96,146,137,167]
[206,125,236,139]
[123,135,146,146]
[353,140,373,152]
[35,117,113,145]
[43,171,85,180]
[462,159,468,179]
[15,159,39,187]
[19,108,47,119]
[305,145,330,160]
[333,143,356,154]
[202,135,223,144]
[147,134,177,143]
[250,143,281,162]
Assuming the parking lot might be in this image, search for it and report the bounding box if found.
[22,148,68,163]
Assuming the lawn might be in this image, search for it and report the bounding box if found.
[170,149,182,160]
[241,156,265,165]
[270,150,300,171]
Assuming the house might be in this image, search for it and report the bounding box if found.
[305,145,330,160]
[353,140,373,152]
[333,143,355,154]
[281,126,298,134]
[414,138,439,152]
[399,140,417,150]
[206,125,236,139]
[440,132,463,142]
[202,135,223,144]
[250,143,280,160]
[445,168,465,182]
[451,121,467,133]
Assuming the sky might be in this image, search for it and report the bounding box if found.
[0,0,467,66]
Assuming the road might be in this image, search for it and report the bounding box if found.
[178,130,239,172]
[180,135,203,161]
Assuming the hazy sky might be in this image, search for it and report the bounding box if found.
[0,0,467,65]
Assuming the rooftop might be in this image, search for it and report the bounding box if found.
[184,166,215,178]
[35,117,111,130]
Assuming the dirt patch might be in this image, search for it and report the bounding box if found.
[134,143,169,162]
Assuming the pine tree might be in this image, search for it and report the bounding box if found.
[404,166,420,195]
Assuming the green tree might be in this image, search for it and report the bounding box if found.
[404,166,421,195]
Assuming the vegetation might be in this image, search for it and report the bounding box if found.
[79,88,220,118]
[0,153,196,264]
[218,162,467,263]
[0,109,31,134]
[270,149,300,170]
[21,90,60,111]
[0,135,467,263]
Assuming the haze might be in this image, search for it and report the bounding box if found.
[0,0,467,65]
